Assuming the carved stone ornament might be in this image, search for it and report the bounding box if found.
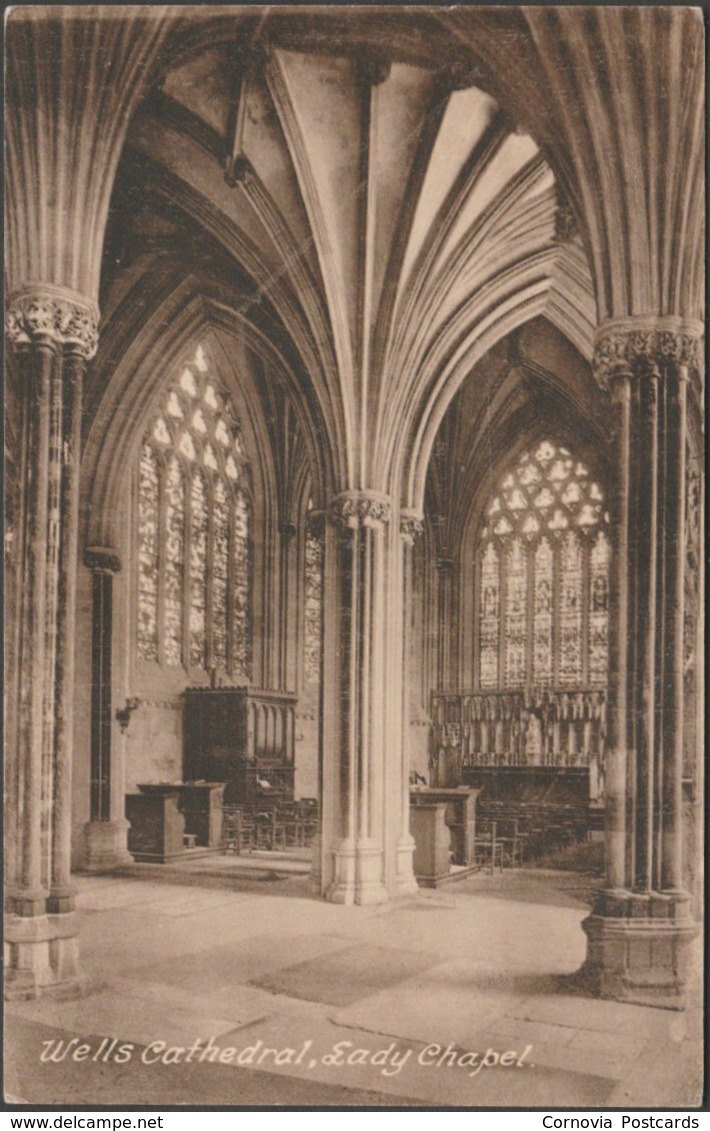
[225,153,256,189]
[279,520,297,541]
[234,289,261,315]
[234,39,269,79]
[358,54,391,87]
[330,491,391,530]
[685,456,702,600]
[553,190,579,245]
[84,547,122,574]
[444,61,481,92]
[6,286,100,360]
[593,317,703,388]
[307,510,326,540]
[400,510,425,543]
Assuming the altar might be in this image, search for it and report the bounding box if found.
[409,786,480,885]
[125,781,225,862]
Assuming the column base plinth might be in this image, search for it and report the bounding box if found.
[4,912,81,1001]
[308,833,323,896]
[326,838,389,905]
[5,889,48,917]
[47,886,76,914]
[80,820,133,872]
[580,901,698,1009]
[395,834,419,896]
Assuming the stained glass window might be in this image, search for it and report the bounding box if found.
[164,458,185,666]
[304,505,324,684]
[232,489,251,677]
[559,531,583,685]
[136,343,252,677]
[479,542,499,689]
[588,530,610,686]
[137,445,160,661]
[212,480,229,670]
[476,440,609,692]
[533,537,553,685]
[189,470,208,669]
[504,539,527,688]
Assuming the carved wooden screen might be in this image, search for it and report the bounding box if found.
[137,343,252,678]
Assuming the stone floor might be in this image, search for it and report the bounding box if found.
[5,866,704,1109]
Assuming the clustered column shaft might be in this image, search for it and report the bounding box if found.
[315,491,418,904]
[396,510,425,895]
[5,286,98,994]
[582,318,701,1006]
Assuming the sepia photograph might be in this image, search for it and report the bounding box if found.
[3,3,705,1111]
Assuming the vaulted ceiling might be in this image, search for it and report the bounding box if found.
[443,6,705,324]
[9,7,699,505]
[99,12,598,498]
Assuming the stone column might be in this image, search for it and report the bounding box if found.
[278,520,297,691]
[317,491,396,905]
[81,548,133,871]
[5,9,170,998]
[581,317,702,1007]
[435,556,455,691]
[4,287,98,997]
[604,370,632,894]
[304,510,325,894]
[683,452,703,915]
[396,510,425,896]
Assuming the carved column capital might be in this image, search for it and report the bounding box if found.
[593,317,703,389]
[399,509,425,545]
[84,547,122,574]
[279,520,297,542]
[330,491,391,531]
[6,285,100,360]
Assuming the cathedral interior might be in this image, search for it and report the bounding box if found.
[4,5,705,1108]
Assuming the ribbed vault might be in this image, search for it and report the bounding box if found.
[441,6,705,323]
[99,14,600,501]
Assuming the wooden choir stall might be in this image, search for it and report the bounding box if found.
[125,687,297,862]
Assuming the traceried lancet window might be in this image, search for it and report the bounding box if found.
[304,499,324,685]
[137,344,252,677]
[477,440,609,692]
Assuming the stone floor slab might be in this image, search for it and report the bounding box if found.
[7,990,247,1050]
[333,966,528,1047]
[127,932,355,993]
[252,943,440,1007]
[516,992,682,1040]
[5,869,701,1108]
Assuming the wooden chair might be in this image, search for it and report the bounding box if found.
[255,806,287,852]
[496,818,526,868]
[222,806,256,855]
[475,819,504,874]
[298,798,319,846]
[279,803,305,847]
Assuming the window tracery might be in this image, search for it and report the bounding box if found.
[477,440,609,693]
[304,502,324,685]
[136,343,252,677]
